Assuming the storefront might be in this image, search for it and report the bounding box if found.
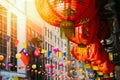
[0,70,27,80]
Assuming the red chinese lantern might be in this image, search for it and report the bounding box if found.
[98,60,114,74]
[35,0,100,27]
[66,17,98,45]
[65,16,110,45]
[71,44,88,61]
[35,0,102,41]
[86,43,109,64]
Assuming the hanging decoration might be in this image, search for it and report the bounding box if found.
[7,63,13,69]
[41,49,46,54]
[0,55,4,61]
[65,16,110,45]
[71,44,88,61]
[32,64,37,69]
[15,53,21,59]
[35,0,101,41]
[86,43,109,64]
[58,62,63,66]
[34,47,40,57]
[53,47,59,53]
[45,63,50,69]
[14,39,19,47]
[35,0,99,27]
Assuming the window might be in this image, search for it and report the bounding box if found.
[0,5,7,55]
[48,29,49,38]
[50,31,52,39]
[10,13,17,71]
[45,27,47,36]
[55,35,56,43]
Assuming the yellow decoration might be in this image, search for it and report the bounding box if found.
[97,77,100,80]
[15,53,21,59]
[79,18,90,25]
[13,76,18,80]
[84,63,91,68]
[92,66,98,70]
[97,72,103,76]
[31,70,33,72]
[79,68,83,72]
[38,71,41,74]
[110,72,113,77]
[41,49,46,54]
[58,52,62,58]
[104,74,108,78]
[77,47,87,54]
[109,53,113,60]
[32,64,37,69]
[22,42,27,48]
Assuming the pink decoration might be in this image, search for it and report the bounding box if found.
[53,47,59,53]
[51,70,55,75]
[60,71,64,74]
[34,48,40,57]
[45,63,50,69]
[8,63,13,69]
[58,62,63,66]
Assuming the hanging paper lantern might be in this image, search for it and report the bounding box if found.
[35,0,100,27]
[41,49,46,54]
[35,0,101,40]
[51,70,55,75]
[66,16,110,45]
[8,63,13,69]
[66,61,71,66]
[86,43,109,64]
[98,60,114,74]
[66,18,98,45]
[0,55,4,61]
[34,48,40,57]
[32,64,37,69]
[71,44,88,61]
[50,64,55,69]
[58,62,63,66]
[16,53,21,59]
[45,63,50,69]
[53,47,59,53]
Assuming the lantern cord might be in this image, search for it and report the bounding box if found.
[67,39,70,60]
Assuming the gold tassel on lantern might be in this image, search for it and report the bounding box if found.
[60,20,75,39]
